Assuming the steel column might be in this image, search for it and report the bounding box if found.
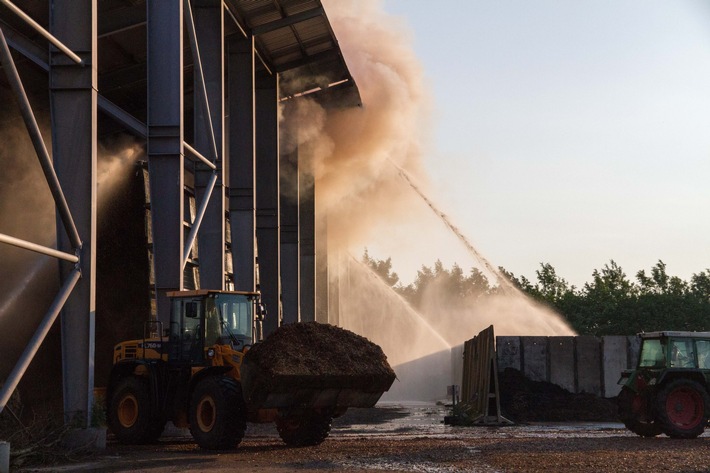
[227,35,256,292]
[298,161,315,322]
[49,0,97,426]
[255,72,280,335]
[147,0,184,323]
[280,146,299,324]
[315,210,328,323]
[191,0,225,289]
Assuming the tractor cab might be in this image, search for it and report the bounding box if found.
[167,290,264,364]
[617,331,710,439]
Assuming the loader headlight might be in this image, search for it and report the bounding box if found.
[207,348,216,359]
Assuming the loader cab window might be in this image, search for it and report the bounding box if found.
[169,299,204,363]
[212,294,253,349]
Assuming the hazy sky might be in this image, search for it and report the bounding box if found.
[372,0,710,287]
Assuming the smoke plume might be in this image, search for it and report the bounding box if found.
[283,0,575,358]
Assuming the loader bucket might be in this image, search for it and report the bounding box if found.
[240,322,396,410]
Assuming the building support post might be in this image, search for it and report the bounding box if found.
[147,0,184,324]
[227,35,256,292]
[298,164,315,322]
[255,72,280,335]
[49,0,97,426]
[315,209,328,323]
[280,145,299,324]
[192,0,225,289]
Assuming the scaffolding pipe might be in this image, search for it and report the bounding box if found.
[184,142,217,170]
[0,233,78,263]
[182,171,218,268]
[183,0,220,164]
[0,0,83,65]
[0,268,81,413]
[0,27,82,250]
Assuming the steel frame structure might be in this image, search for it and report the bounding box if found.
[0,0,359,430]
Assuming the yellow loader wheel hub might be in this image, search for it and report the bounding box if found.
[117,393,139,428]
[196,395,216,432]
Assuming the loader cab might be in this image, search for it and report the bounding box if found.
[167,290,262,364]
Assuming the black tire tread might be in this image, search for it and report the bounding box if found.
[617,387,661,437]
[189,376,246,450]
[108,377,160,444]
[655,379,710,439]
[276,411,333,447]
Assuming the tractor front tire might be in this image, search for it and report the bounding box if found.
[655,379,710,439]
[617,387,661,437]
[108,377,160,444]
[276,410,333,447]
[189,376,246,450]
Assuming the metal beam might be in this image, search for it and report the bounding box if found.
[0,268,81,414]
[190,0,225,289]
[280,144,299,324]
[0,233,78,263]
[255,72,280,336]
[227,34,256,293]
[251,6,324,36]
[0,18,49,71]
[315,209,328,324]
[98,6,145,38]
[147,0,184,323]
[299,155,315,322]
[0,27,81,250]
[50,0,97,427]
[1,0,83,64]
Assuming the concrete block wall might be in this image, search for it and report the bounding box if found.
[496,335,639,398]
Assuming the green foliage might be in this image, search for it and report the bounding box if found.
[362,250,710,337]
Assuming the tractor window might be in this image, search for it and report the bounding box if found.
[695,340,710,369]
[639,339,666,368]
[670,339,696,368]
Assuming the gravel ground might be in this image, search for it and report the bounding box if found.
[17,404,710,473]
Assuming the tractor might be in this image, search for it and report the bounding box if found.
[618,331,710,438]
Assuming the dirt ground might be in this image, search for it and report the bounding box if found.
[17,404,710,473]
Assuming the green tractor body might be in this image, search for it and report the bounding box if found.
[618,331,710,438]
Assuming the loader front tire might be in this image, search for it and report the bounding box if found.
[276,410,333,447]
[189,376,246,450]
[108,377,160,444]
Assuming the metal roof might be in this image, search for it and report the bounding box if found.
[0,0,360,130]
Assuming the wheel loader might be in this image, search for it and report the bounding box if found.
[617,331,710,439]
[106,290,394,450]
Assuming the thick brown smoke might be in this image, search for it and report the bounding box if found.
[281,0,432,251]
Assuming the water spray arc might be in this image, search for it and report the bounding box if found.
[348,254,452,351]
[388,159,516,293]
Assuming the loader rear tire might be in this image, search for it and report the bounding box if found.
[189,376,246,450]
[276,410,333,447]
[617,387,661,437]
[655,379,709,439]
[108,377,160,444]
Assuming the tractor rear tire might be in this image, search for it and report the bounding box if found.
[189,376,246,450]
[108,377,160,444]
[655,379,710,439]
[276,410,333,447]
[617,387,661,437]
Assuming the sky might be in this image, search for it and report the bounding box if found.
[368,0,710,288]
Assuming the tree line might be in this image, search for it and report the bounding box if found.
[362,250,710,336]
